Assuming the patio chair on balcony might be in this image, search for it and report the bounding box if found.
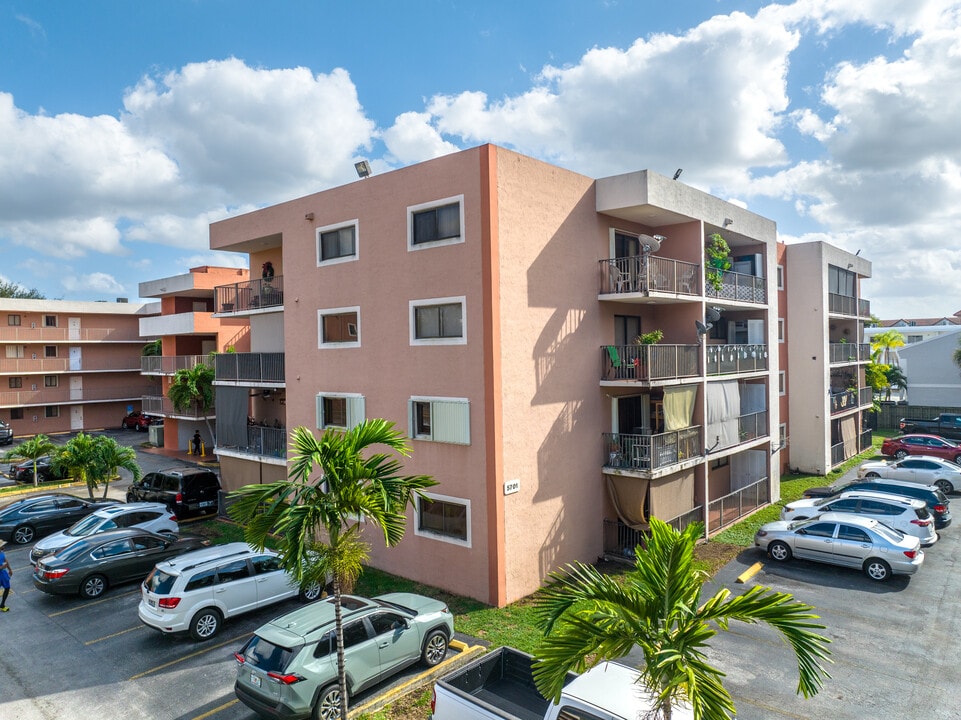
[608,261,631,293]
[678,266,698,294]
[606,345,622,379]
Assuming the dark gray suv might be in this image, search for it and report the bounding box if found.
[126,468,221,519]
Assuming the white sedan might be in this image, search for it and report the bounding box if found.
[857,455,961,494]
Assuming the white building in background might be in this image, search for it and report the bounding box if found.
[896,330,961,407]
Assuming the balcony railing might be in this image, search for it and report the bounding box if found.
[704,270,766,304]
[218,426,287,459]
[707,478,769,533]
[828,293,868,316]
[859,428,873,451]
[0,327,142,342]
[0,357,141,373]
[604,427,702,472]
[828,343,870,363]
[215,352,285,383]
[141,354,214,375]
[705,344,768,375]
[603,510,704,560]
[859,387,873,408]
[599,256,701,296]
[602,344,699,382]
[829,390,861,414]
[738,410,768,442]
[216,276,285,314]
[142,395,215,419]
[0,383,159,407]
[858,298,871,317]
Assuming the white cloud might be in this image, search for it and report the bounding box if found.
[382,111,460,164]
[61,271,126,294]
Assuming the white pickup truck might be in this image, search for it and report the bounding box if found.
[429,646,692,720]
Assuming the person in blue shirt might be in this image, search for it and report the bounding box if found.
[0,539,11,611]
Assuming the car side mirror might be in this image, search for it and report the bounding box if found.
[796,528,807,535]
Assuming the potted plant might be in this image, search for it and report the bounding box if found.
[635,329,664,345]
[705,233,731,293]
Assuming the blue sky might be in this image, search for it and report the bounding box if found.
[1,0,959,319]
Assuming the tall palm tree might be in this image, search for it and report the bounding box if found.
[228,420,437,720]
[870,329,905,366]
[95,435,142,499]
[531,518,832,720]
[2,433,57,486]
[55,433,102,499]
[168,362,216,441]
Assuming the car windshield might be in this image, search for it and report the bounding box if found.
[872,523,906,542]
[66,514,109,537]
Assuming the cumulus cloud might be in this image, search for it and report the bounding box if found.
[61,272,126,294]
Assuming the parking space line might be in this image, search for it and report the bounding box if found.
[191,698,239,720]
[48,589,140,616]
[84,624,146,645]
[129,633,248,680]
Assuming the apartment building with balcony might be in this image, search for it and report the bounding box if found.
[785,242,873,474]
[208,144,781,607]
[0,298,158,436]
[138,266,250,452]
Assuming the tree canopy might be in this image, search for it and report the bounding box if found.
[0,280,45,299]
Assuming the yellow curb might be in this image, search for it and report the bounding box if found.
[736,562,764,583]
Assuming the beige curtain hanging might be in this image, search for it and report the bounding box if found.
[648,470,695,522]
[841,416,857,460]
[607,475,650,528]
[663,385,697,432]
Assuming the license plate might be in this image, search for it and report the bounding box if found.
[199,501,215,508]
[250,673,262,688]
[148,598,157,607]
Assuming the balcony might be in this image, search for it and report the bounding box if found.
[141,354,214,375]
[142,395,215,419]
[737,410,768,442]
[601,344,699,383]
[217,425,287,459]
[828,343,871,363]
[858,298,871,318]
[215,352,285,385]
[604,428,702,472]
[0,327,142,342]
[603,509,704,560]
[139,312,218,337]
[216,276,284,315]
[705,344,768,375]
[599,257,700,297]
[704,270,766,304]
[0,357,140,373]
[828,293,869,316]
[707,477,769,534]
[0,383,159,408]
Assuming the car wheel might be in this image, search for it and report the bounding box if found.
[935,479,954,494]
[80,574,107,599]
[421,629,449,667]
[189,608,222,641]
[312,684,345,720]
[865,472,880,478]
[299,581,323,603]
[894,450,908,459]
[121,421,129,430]
[768,540,792,562]
[12,524,35,544]
[864,558,891,582]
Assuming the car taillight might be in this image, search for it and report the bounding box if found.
[167,514,177,521]
[175,492,183,503]
[266,671,305,685]
[42,568,69,580]
[234,653,246,665]
[911,519,930,526]
[934,504,947,514]
[903,549,918,559]
[158,597,181,609]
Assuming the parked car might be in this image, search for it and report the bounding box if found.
[880,434,961,464]
[802,479,952,529]
[755,513,924,581]
[0,418,13,445]
[126,467,221,518]
[780,491,937,545]
[234,593,454,719]
[857,456,961,494]
[30,502,178,565]
[138,543,324,641]
[33,528,208,599]
[0,494,120,545]
[10,455,70,484]
[121,411,156,431]
[898,414,961,441]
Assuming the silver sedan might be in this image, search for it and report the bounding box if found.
[755,512,924,581]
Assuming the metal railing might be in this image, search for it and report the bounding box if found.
[216,276,285,314]
[859,428,873,452]
[0,327,142,342]
[601,344,700,382]
[602,510,704,561]
[859,387,873,408]
[828,293,867,316]
[704,270,766,304]
[859,298,871,317]
[141,395,215,419]
[0,357,141,373]
[705,344,769,375]
[830,390,860,414]
[0,383,159,407]
[218,426,287,459]
[828,343,870,363]
[215,352,285,383]
[599,256,701,296]
[141,354,214,375]
[738,410,768,442]
[604,427,702,472]
[707,478,769,533]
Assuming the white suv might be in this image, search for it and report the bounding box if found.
[138,543,324,641]
[30,502,178,564]
[781,491,938,545]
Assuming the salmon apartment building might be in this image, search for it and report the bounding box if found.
[204,144,873,607]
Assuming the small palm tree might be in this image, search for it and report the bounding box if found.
[2,434,57,487]
[95,435,142,499]
[55,433,102,499]
[531,518,832,720]
[168,363,214,413]
[229,420,437,720]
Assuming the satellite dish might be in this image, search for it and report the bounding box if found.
[638,234,663,253]
[706,306,722,323]
[695,320,713,336]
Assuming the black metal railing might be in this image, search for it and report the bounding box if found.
[859,298,871,317]
[599,256,701,296]
[602,510,704,561]
[216,276,285,313]
[601,344,700,381]
[704,270,766,304]
[859,428,873,452]
[707,478,769,533]
[604,428,702,471]
[215,352,285,383]
[705,344,769,375]
[830,390,860,414]
[828,343,870,363]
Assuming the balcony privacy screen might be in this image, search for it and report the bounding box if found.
[606,476,649,528]
[216,386,249,448]
[649,470,695,521]
[664,385,697,431]
[707,380,741,450]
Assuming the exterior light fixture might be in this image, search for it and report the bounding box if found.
[354,160,372,179]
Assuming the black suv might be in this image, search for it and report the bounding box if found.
[126,468,221,519]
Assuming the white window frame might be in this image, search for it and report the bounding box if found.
[778,318,785,343]
[779,423,788,448]
[414,491,471,547]
[776,265,784,290]
[318,306,361,349]
[316,219,359,267]
[409,296,467,346]
[779,371,786,396]
[315,392,365,430]
[407,195,465,251]
[409,396,470,444]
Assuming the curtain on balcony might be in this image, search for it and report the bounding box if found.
[707,380,740,450]
[606,476,649,528]
[841,416,857,459]
[216,386,249,447]
[664,385,697,431]
[649,470,695,522]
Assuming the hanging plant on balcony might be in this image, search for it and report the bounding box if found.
[705,233,732,293]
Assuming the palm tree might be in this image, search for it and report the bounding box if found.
[228,420,437,720]
[2,434,57,486]
[531,518,832,720]
[884,365,908,402]
[168,362,216,441]
[55,433,102,499]
[870,329,905,366]
[95,435,142,499]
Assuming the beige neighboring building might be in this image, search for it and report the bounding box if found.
[785,242,873,475]
[209,144,781,607]
[138,266,251,453]
[0,298,158,437]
